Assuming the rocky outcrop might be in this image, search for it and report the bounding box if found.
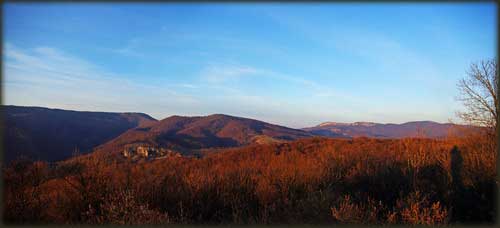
[122,144,181,160]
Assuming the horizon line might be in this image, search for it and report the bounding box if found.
[3,104,462,128]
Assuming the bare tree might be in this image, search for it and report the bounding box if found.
[456,59,498,132]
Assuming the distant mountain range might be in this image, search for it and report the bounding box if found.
[302,121,471,138]
[3,105,474,162]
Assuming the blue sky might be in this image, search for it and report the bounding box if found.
[3,3,497,128]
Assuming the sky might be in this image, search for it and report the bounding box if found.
[3,3,497,128]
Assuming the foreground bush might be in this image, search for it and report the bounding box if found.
[82,190,170,225]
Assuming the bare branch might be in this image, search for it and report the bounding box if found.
[456,59,498,129]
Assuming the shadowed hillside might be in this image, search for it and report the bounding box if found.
[3,105,157,162]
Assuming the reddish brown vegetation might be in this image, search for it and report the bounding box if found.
[3,132,497,225]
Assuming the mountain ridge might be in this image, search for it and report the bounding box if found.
[3,105,157,162]
[3,105,478,162]
[315,120,444,127]
[303,120,473,139]
[95,112,313,158]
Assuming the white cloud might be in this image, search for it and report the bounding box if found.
[6,45,116,89]
[200,64,258,83]
[3,43,199,118]
[198,62,363,104]
[263,10,448,87]
[178,83,198,89]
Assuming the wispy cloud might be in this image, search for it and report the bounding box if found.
[177,83,198,89]
[263,9,447,87]
[5,44,126,88]
[4,43,199,118]
[330,31,446,85]
[5,44,314,124]
[200,64,258,83]
[198,62,362,103]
